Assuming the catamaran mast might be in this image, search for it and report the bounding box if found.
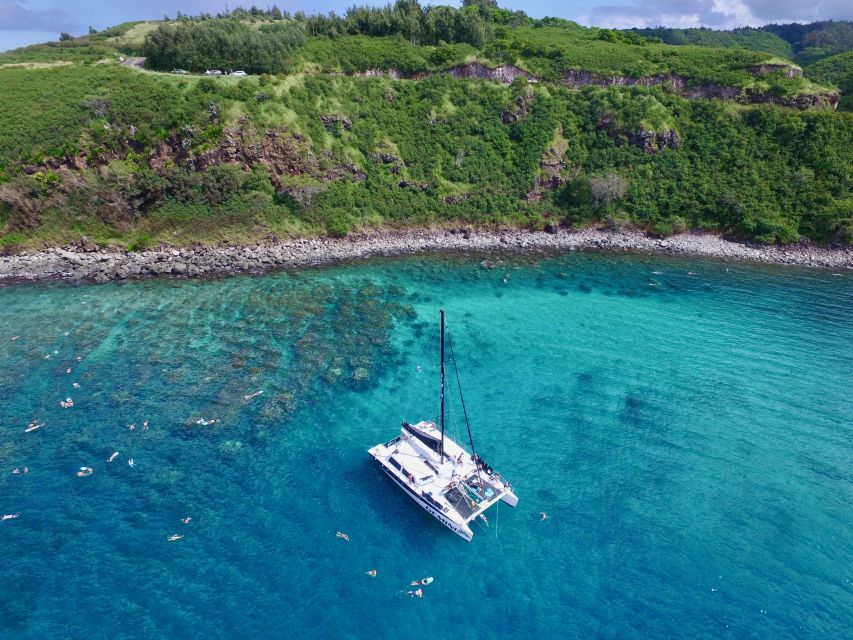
[440,308,445,463]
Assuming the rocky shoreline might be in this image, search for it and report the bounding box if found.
[1,228,850,283]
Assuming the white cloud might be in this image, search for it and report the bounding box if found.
[0,0,77,32]
[711,0,755,24]
[580,0,852,29]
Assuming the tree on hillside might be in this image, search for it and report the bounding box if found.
[143,19,306,73]
[590,173,628,210]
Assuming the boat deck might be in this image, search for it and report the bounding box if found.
[367,311,518,541]
[445,486,478,519]
[369,421,517,539]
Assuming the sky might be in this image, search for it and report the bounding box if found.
[1,0,851,51]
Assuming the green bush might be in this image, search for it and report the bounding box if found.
[325,212,352,237]
[128,232,153,251]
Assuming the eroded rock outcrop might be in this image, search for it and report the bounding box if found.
[448,63,536,84]
[626,130,680,154]
[563,70,688,90]
[562,69,838,109]
[525,133,569,202]
[746,63,801,78]
[0,183,42,229]
[320,114,352,131]
[501,85,535,123]
[193,130,318,181]
[352,68,403,80]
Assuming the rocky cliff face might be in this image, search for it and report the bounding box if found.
[33,126,366,189]
[5,125,369,231]
[447,63,536,84]
[562,69,838,109]
[563,70,688,90]
[347,63,536,85]
[501,85,535,123]
[625,130,680,153]
[352,68,404,80]
[746,63,801,78]
[316,64,835,108]
[525,134,569,202]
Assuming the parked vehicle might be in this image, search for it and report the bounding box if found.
[172,69,188,75]
[204,70,222,76]
[231,70,247,77]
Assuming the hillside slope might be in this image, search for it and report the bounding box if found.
[633,21,853,111]
[0,5,850,249]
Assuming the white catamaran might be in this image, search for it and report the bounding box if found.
[368,310,518,541]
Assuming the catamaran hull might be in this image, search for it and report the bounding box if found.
[501,490,519,507]
[375,460,474,542]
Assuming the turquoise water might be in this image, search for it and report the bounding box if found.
[1,252,851,639]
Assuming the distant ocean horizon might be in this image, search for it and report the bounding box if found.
[1,252,851,638]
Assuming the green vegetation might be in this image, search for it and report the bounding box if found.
[632,27,795,60]
[806,51,853,111]
[143,20,306,73]
[762,21,853,66]
[129,7,839,97]
[0,65,208,165]
[496,25,778,87]
[633,21,853,110]
[0,5,850,249]
[634,21,853,66]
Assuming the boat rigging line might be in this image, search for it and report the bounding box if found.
[447,329,479,482]
[439,308,446,463]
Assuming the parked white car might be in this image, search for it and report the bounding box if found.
[172,69,188,74]
[231,70,247,77]
[204,70,222,76]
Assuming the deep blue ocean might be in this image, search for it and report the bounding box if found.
[1,252,851,639]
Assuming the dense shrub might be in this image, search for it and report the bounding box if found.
[143,20,305,73]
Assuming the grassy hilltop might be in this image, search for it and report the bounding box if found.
[633,21,853,111]
[0,2,851,250]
